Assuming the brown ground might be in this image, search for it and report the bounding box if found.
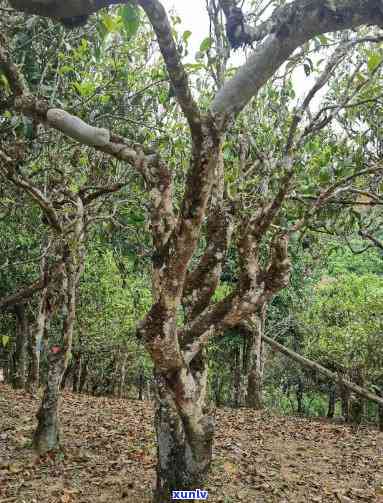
[0,384,382,503]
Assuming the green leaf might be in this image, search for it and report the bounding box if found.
[119,5,140,40]
[199,37,212,53]
[182,30,192,43]
[2,335,10,347]
[367,51,382,73]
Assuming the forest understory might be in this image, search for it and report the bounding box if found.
[1,385,382,503]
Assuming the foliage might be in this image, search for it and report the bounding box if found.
[299,272,383,382]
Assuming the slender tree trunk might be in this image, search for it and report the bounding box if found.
[349,369,365,424]
[0,343,10,384]
[296,377,304,414]
[147,379,152,402]
[213,375,222,407]
[233,344,243,407]
[327,383,336,418]
[152,356,214,503]
[33,348,65,453]
[60,364,72,390]
[246,305,266,409]
[118,353,127,398]
[33,222,84,453]
[27,270,49,394]
[72,353,81,393]
[138,369,145,401]
[340,384,350,422]
[79,357,88,393]
[12,305,29,389]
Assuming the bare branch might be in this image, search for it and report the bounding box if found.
[0,261,63,311]
[137,0,202,139]
[285,39,351,153]
[213,0,383,115]
[0,150,62,232]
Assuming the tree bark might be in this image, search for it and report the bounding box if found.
[152,357,214,503]
[79,357,88,393]
[118,352,128,398]
[378,405,383,432]
[246,306,266,409]
[340,384,350,422]
[72,353,82,393]
[348,370,364,425]
[233,344,243,407]
[296,377,304,415]
[12,305,29,389]
[138,369,145,401]
[33,348,65,454]
[27,287,49,394]
[327,383,336,419]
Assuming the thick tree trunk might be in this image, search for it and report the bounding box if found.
[12,305,29,389]
[152,360,214,503]
[246,307,266,409]
[327,383,336,419]
[33,348,65,454]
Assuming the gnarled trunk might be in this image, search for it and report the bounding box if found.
[33,348,65,453]
[153,357,214,503]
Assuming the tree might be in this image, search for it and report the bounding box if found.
[2,0,383,500]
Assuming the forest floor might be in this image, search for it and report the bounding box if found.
[0,384,382,503]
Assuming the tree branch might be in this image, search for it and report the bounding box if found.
[213,0,383,115]
[137,0,202,139]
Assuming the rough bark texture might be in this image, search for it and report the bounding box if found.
[153,368,214,503]
[27,287,49,394]
[5,0,383,495]
[33,348,65,454]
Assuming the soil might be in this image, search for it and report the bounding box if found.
[0,384,382,502]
